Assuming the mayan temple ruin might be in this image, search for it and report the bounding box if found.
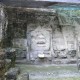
[0,0,80,80]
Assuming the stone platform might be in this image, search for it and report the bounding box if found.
[16,64,80,80]
[15,58,77,64]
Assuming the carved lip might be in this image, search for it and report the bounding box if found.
[37,41,45,44]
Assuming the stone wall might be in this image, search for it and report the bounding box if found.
[3,7,80,63]
[0,4,7,48]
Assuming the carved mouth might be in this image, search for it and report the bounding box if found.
[37,41,45,44]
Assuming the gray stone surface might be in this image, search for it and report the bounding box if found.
[16,64,80,80]
[19,73,29,80]
[0,4,8,48]
[8,7,80,63]
[0,60,4,68]
[5,67,20,80]
[1,4,80,64]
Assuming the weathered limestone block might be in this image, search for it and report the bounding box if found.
[0,60,5,69]
[15,48,27,59]
[0,4,7,43]
[62,26,76,50]
[67,50,76,58]
[58,50,67,58]
[12,38,27,49]
[12,39,27,59]
[27,23,53,61]
[5,67,20,80]
[53,27,66,50]
[19,73,29,80]
[74,21,80,58]
[5,59,11,71]
[0,49,5,68]
[5,48,16,67]
[0,5,4,42]
[0,49,6,80]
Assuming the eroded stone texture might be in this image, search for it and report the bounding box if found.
[5,67,20,80]
[0,5,4,42]
[3,6,80,63]
[12,39,27,59]
[27,25,52,60]
[26,11,56,62]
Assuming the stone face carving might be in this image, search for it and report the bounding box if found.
[4,7,79,63]
[27,24,52,61]
[31,26,50,51]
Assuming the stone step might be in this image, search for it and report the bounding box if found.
[15,58,78,64]
[17,71,80,80]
